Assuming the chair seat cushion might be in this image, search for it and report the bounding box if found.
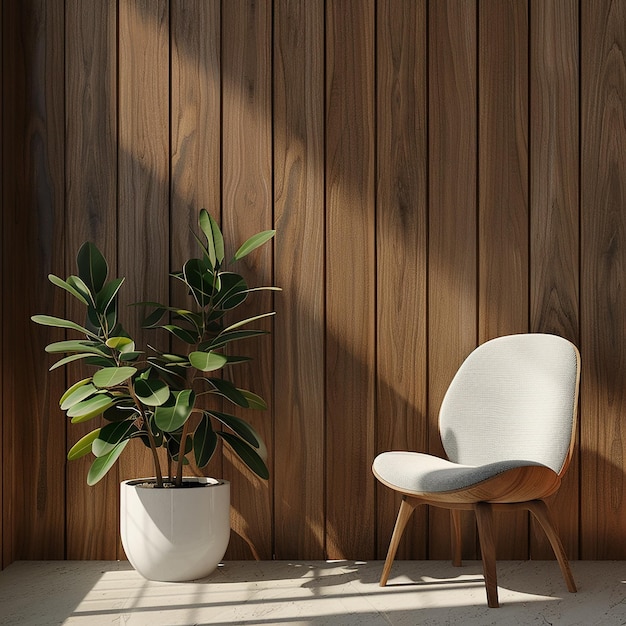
[372,451,550,495]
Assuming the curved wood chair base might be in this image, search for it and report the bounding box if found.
[379,495,576,608]
[373,464,562,504]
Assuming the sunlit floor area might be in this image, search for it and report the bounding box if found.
[1,560,625,625]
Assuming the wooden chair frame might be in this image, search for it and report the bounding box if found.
[379,493,577,608]
[375,336,581,608]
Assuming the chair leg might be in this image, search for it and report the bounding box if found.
[474,502,499,608]
[527,499,577,593]
[450,509,463,567]
[380,497,416,586]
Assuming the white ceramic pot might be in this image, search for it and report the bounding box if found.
[120,477,230,582]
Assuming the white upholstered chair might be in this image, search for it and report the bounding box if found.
[372,333,580,608]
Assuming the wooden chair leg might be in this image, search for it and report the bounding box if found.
[380,497,416,586]
[474,502,499,608]
[527,499,577,593]
[450,509,462,567]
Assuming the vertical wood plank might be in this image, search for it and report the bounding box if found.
[222,0,274,560]
[479,0,529,559]
[65,0,119,560]
[117,0,170,559]
[0,0,4,570]
[326,0,376,559]
[581,0,626,559]
[171,0,221,263]
[376,0,428,560]
[170,0,223,482]
[529,0,579,559]
[274,0,325,559]
[428,0,478,560]
[2,0,66,564]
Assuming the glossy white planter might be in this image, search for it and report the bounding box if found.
[120,477,230,582]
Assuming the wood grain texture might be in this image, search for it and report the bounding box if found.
[428,0,478,561]
[376,0,428,560]
[170,0,223,483]
[0,0,3,568]
[581,0,626,559]
[274,0,325,559]
[2,0,66,564]
[375,465,562,504]
[65,0,119,560]
[5,0,626,567]
[221,0,274,560]
[325,0,376,560]
[171,0,221,265]
[117,0,170,559]
[478,0,529,559]
[529,0,580,559]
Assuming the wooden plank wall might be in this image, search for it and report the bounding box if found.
[2,0,626,566]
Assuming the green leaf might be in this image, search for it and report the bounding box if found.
[194,413,217,468]
[182,258,214,308]
[154,389,196,432]
[146,358,187,389]
[161,324,199,344]
[214,272,247,310]
[167,431,193,461]
[85,356,118,368]
[92,366,137,388]
[156,352,189,364]
[45,340,109,355]
[135,417,164,449]
[92,421,139,457]
[209,410,261,448]
[103,403,138,422]
[96,278,125,315]
[77,242,108,295]
[203,378,248,407]
[66,275,95,306]
[67,428,101,461]
[239,389,268,410]
[105,337,137,357]
[199,209,216,267]
[172,310,203,335]
[105,337,130,350]
[134,378,170,407]
[68,394,115,423]
[222,311,276,333]
[60,378,93,406]
[189,351,228,372]
[199,209,224,267]
[233,230,275,262]
[87,440,128,486]
[50,353,96,371]
[31,314,98,339]
[208,329,268,350]
[218,431,269,479]
[224,355,253,365]
[141,306,167,328]
[60,382,98,411]
[48,274,89,305]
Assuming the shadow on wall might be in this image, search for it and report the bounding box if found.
[9,0,620,566]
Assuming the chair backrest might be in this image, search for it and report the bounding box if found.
[439,333,580,475]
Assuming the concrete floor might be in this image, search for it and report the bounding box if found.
[0,560,625,625]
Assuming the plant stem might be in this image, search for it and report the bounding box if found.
[127,382,163,488]
[174,418,192,487]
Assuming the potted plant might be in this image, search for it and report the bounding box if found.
[32,209,278,581]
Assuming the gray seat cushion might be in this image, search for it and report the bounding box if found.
[372,450,548,494]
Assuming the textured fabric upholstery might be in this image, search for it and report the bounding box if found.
[439,334,578,474]
[373,333,579,494]
[372,451,547,494]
